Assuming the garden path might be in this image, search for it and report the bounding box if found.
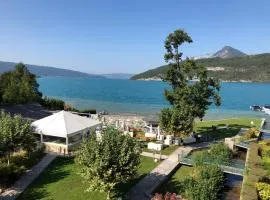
[127,142,210,200]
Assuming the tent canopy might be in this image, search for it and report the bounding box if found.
[32,111,101,138]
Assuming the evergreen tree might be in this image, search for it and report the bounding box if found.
[160,29,221,136]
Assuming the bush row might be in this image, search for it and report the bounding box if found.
[40,97,97,114]
[40,96,65,110]
[240,143,267,200]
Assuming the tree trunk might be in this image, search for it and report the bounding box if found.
[7,151,10,166]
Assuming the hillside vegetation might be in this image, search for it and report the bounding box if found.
[131,53,270,82]
[0,61,104,78]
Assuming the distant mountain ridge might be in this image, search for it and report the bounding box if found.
[213,46,246,58]
[102,73,134,79]
[130,52,270,82]
[193,46,247,60]
[0,61,105,78]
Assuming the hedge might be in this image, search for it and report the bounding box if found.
[240,143,267,200]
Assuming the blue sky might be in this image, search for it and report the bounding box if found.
[0,0,269,74]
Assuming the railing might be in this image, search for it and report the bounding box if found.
[178,156,245,176]
[234,138,257,149]
[235,141,250,149]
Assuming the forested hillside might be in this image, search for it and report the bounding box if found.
[131,53,270,82]
[0,61,104,78]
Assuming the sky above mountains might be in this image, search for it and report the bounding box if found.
[0,0,269,74]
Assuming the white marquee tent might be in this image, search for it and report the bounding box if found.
[32,111,102,153]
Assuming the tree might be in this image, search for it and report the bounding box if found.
[0,63,42,104]
[183,165,224,200]
[75,126,141,199]
[160,29,221,136]
[0,112,36,165]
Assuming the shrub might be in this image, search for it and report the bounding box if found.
[40,96,65,110]
[244,128,260,139]
[0,163,25,188]
[240,143,267,200]
[79,109,97,114]
[208,143,233,164]
[192,143,233,165]
[256,182,270,200]
[0,149,44,189]
[183,165,224,200]
[260,141,270,158]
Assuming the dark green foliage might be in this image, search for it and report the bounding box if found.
[131,53,270,82]
[40,96,65,110]
[79,109,97,114]
[208,143,233,164]
[75,127,141,198]
[192,143,233,166]
[0,112,36,165]
[0,63,42,104]
[0,162,25,188]
[183,165,224,200]
[159,29,220,136]
[0,149,44,189]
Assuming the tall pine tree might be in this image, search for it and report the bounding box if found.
[160,29,221,136]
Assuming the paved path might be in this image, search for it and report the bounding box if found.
[0,153,56,200]
[141,152,169,160]
[127,142,210,200]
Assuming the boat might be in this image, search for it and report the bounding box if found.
[250,105,262,111]
[262,105,270,115]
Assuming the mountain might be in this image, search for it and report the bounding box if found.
[212,46,247,58]
[130,53,270,82]
[192,46,247,60]
[102,73,134,79]
[0,61,105,78]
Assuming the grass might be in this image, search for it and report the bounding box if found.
[143,145,179,156]
[156,165,194,194]
[195,118,262,140]
[18,156,158,200]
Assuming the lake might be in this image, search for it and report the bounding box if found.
[38,77,270,119]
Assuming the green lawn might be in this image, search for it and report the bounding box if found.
[195,118,262,140]
[18,156,158,200]
[156,165,194,194]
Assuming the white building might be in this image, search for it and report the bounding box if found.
[32,111,101,154]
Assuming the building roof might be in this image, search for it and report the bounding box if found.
[32,111,101,138]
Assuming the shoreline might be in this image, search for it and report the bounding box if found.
[136,77,253,83]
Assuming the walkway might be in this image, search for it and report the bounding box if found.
[127,143,210,200]
[141,152,169,160]
[0,153,56,200]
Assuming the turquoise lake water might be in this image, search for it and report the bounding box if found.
[38,77,270,119]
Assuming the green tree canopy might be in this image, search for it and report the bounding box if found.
[0,63,42,104]
[160,29,221,136]
[75,127,141,199]
[0,112,36,165]
[183,165,224,200]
